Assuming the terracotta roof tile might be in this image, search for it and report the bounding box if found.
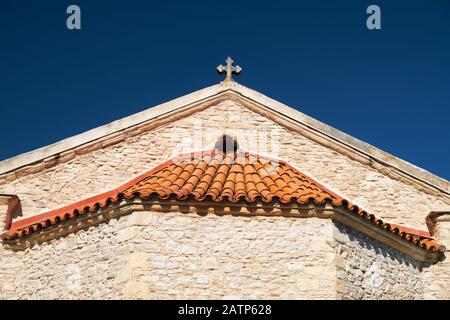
[1,150,444,254]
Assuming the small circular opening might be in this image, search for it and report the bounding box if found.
[214,134,239,153]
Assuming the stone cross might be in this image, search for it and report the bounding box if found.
[217,57,242,82]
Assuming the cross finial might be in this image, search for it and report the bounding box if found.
[217,56,242,82]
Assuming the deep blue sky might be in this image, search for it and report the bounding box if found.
[1,0,449,180]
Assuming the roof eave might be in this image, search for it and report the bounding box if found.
[333,207,443,264]
[2,199,442,263]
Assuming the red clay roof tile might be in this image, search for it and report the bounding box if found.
[1,150,444,253]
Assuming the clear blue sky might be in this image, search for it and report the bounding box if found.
[1,0,449,180]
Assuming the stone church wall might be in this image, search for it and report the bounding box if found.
[0,100,449,231]
[422,215,450,299]
[333,221,423,299]
[0,211,337,299]
[0,100,450,298]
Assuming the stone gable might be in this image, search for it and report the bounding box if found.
[1,97,448,230]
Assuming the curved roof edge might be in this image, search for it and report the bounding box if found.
[0,81,448,195]
[1,150,444,261]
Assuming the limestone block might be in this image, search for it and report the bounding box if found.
[125,282,149,299]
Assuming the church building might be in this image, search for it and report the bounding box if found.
[0,58,448,299]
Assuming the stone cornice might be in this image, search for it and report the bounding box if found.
[2,198,443,264]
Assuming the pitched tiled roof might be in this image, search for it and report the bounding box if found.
[1,150,444,254]
[123,150,342,204]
